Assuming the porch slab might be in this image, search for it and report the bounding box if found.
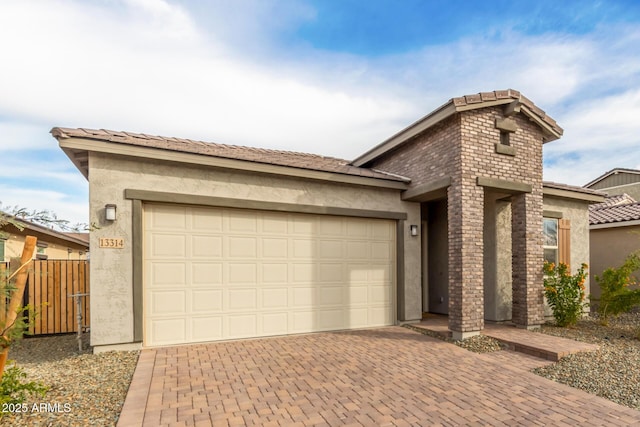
[415,315,599,361]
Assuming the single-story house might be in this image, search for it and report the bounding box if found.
[52,89,604,352]
[588,192,640,303]
[1,214,89,262]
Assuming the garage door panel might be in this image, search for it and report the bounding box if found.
[262,263,288,283]
[151,318,186,345]
[319,286,344,306]
[293,239,315,258]
[346,308,369,326]
[192,263,223,285]
[262,238,287,257]
[262,288,288,308]
[228,212,257,232]
[292,263,315,283]
[192,290,223,312]
[228,314,257,337]
[228,263,257,284]
[292,287,315,307]
[192,208,223,231]
[150,262,186,286]
[348,286,369,304]
[261,312,288,335]
[319,263,344,282]
[192,317,223,341]
[192,236,222,258]
[319,309,344,329]
[151,234,186,257]
[319,240,343,259]
[291,311,315,332]
[228,289,257,310]
[347,241,369,259]
[151,205,187,229]
[144,203,395,346]
[151,290,186,315]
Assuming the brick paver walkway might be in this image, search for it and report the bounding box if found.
[118,327,640,426]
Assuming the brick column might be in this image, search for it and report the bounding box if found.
[511,192,544,327]
[448,182,485,339]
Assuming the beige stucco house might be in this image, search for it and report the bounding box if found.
[586,175,640,304]
[1,215,89,262]
[52,89,603,352]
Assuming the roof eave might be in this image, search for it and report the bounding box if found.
[543,186,606,203]
[56,137,410,190]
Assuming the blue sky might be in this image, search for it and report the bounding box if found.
[1,0,640,225]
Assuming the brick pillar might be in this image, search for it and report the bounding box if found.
[511,192,544,327]
[448,182,484,339]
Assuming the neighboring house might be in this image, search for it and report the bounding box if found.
[52,89,604,352]
[588,192,640,303]
[0,214,89,262]
[585,168,640,201]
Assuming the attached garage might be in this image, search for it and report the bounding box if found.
[144,203,396,346]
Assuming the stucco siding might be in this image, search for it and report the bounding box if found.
[598,182,640,204]
[590,225,640,302]
[88,152,420,346]
[542,196,592,315]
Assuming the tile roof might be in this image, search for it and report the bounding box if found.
[590,194,640,225]
[51,128,410,183]
[590,193,637,209]
[451,89,563,137]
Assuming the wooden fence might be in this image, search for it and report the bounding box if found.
[1,260,90,336]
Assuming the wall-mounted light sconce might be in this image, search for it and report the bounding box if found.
[409,224,418,237]
[105,204,117,221]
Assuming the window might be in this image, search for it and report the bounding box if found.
[0,239,5,262]
[543,218,558,265]
[36,242,48,260]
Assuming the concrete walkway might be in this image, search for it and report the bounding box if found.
[414,315,599,361]
[118,327,640,426]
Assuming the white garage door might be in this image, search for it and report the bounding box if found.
[143,203,395,346]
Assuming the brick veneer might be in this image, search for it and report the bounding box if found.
[370,105,545,334]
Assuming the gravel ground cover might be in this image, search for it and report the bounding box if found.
[403,323,505,352]
[534,313,640,410]
[0,334,139,427]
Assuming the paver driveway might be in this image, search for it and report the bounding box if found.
[119,327,640,426]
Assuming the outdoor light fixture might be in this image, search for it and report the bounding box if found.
[105,204,117,221]
[409,224,418,236]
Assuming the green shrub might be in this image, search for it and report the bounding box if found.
[543,261,588,327]
[0,362,47,407]
[594,251,640,323]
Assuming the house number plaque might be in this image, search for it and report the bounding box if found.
[99,238,125,249]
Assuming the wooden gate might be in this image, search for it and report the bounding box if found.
[1,260,90,335]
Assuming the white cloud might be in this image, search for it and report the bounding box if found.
[0,0,639,205]
[0,186,87,227]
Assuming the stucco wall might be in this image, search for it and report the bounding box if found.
[599,183,640,203]
[542,196,592,315]
[88,152,421,346]
[590,225,640,302]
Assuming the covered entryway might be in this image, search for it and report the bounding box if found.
[143,203,396,346]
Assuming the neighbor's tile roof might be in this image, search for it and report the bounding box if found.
[51,128,410,183]
[589,194,640,225]
[591,193,637,208]
[451,89,563,137]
